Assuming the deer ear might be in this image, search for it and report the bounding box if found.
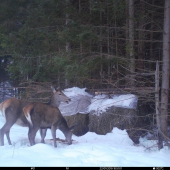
[51,86,56,93]
[69,124,76,132]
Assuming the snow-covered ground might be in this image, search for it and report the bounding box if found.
[0,87,170,167]
[0,120,169,167]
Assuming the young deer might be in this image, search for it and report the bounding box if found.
[23,102,75,147]
[0,86,71,146]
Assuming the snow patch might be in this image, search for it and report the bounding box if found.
[63,87,92,97]
[88,94,137,114]
[60,87,138,115]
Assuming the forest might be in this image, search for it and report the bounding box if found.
[0,0,170,149]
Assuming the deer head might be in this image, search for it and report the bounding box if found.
[50,86,71,107]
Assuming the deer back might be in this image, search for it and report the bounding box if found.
[24,102,63,128]
[0,98,30,127]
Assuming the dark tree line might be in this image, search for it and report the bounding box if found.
[0,0,164,87]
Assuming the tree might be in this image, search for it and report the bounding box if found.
[127,0,135,87]
[159,0,170,148]
[0,0,165,90]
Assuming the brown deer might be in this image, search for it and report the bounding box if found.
[23,102,75,147]
[0,86,71,146]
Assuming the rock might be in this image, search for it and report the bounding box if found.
[89,106,137,135]
[64,113,89,136]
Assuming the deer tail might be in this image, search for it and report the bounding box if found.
[0,101,4,117]
[0,100,9,120]
[23,104,34,127]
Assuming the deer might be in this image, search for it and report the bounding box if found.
[23,102,75,147]
[0,86,71,146]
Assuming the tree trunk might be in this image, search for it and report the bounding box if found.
[79,0,82,57]
[107,1,110,79]
[100,2,103,85]
[128,0,135,87]
[65,0,70,88]
[138,0,144,71]
[155,61,163,150]
[160,0,170,143]
[66,0,70,52]
[150,0,155,61]
[126,0,129,56]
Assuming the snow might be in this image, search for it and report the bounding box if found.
[0,87,170,167]
[0,118,170,167]
[59,87,138,116]
[88,94,138,114]
[63,87,92,97]
[59,95,91,116]
[59,87,92,115]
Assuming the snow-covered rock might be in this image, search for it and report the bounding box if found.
[59,87,138,116]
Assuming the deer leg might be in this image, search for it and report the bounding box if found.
[51,125,57,148]
[0,126,12,146]
[0,109,19,146]
[28,126,39,146]
[6,130,12,145]
[0,122,14,146]
[40,129,47,143]
[0,129,5,146]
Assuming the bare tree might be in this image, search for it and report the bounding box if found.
[160,0,170,147]
[155,61,163,149]
[137,0,144,71]
[128,0,135,87]
[65,0,70,88]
